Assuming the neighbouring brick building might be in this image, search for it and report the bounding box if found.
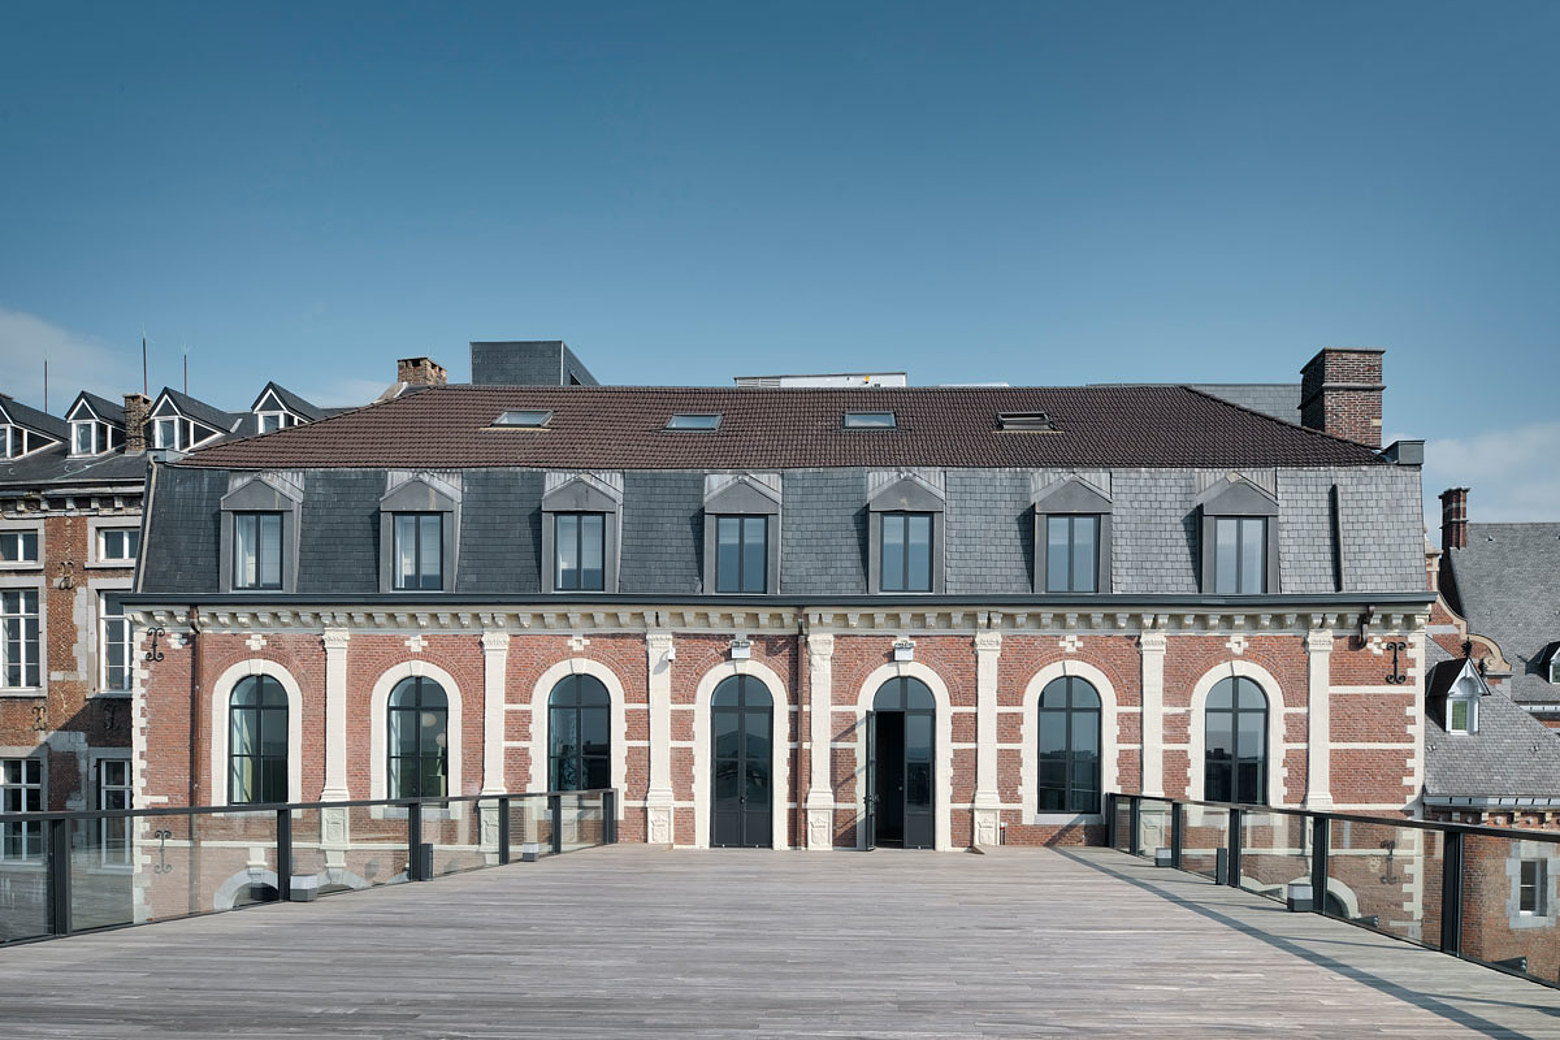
[126,341,1436,888]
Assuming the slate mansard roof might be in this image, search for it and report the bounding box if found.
[173,383,1386,471]
[1443,522,1560,705]
[1423,643,1560,805]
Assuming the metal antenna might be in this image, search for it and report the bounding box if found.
[141,332,149,396]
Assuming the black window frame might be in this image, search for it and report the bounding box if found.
[1203,676,1268,805]
[232,512,285,591]
[548,674,611,792]
[392,512,444,591]
[1043,514,1102,594]
[228,675,288,805]
[387,676,449,798]
[553,512,607,592]
[879,511,934,593]
[1036,676,1103,813]
[1212,515,1269,595]
[714,514,768,594]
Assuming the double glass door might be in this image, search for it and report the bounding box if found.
[711,676,773,847]
[865,678,936,849]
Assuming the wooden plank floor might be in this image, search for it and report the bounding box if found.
[2,844,1559,1038]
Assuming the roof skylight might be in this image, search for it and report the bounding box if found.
[493,409,553,428]
[842,411,897,429]
[998,411,1055,431]
[666,413,722,431]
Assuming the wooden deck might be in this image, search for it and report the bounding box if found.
[2,845,1558,1037]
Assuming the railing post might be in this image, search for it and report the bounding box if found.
[1170,801,1184,870]
[1227,807,1243,888]
[1105,793,1117,849]
[498,796,511,866]
[1441,829,1463,956]
[603,790,617,845]
[276,808,293,902]
[407,800,425,882]
[48,817,71,936]
[1128,797,1142,858]
[549,794,563,855]
[1309,813,1330,916]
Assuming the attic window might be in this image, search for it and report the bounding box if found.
[843,411,897,429]
[998,411,1055,431]
[1447,676,1480,735]
[1545,643,1560,685]
[494,409,553,428]
[666,413,722,431]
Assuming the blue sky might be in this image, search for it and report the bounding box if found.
[1,2,1556,527]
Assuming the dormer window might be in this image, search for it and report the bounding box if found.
[152,415,220,451]
[2,426,39,459]
[843,411,897,429]
[1543,643,1560,685]
[257,412,294,434]
[72,420,107,456]
[1447,676,1479,735]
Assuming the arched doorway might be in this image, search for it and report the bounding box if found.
[867,677,936,849]
[710,675,773,848]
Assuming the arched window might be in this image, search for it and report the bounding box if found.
[1204,676,1268,804]
[1037,676,1102,813]
[549,675,611,791]
[229,675,287,805]
[388,676,449,798]
[711,675,774,848]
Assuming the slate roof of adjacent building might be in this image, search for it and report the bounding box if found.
[0,443,149,488]
[251,382,330,422]
[1442,522,1560,704]
[158,388,244,434]
[75,391,127,426]
[172,383,1387,471]
[1186,384,1301,424]
[0,394,71,441]
[1423,643,1560,803]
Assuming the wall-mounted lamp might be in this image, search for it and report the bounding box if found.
[664,646,677,662]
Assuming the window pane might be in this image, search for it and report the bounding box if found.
[1450,699,1468,731]
[579,514,604,590]
[881,515,905,591]
[1071,517,1098,593]
[235,514,257,587]
[1214,518,1238,594]
[716,517,741,593]
[561,517,586,589]
[418,515,441,588]
[1239,517,1266,594]
[741,517,766,593]
[259,514,282,587]
[906,514,931,592]
[395,514,418,588]
[1038,709,1066,755]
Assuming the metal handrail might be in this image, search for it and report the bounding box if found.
[0,789,618,825]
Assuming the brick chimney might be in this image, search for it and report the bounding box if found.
[1299,348,1385,447]
[397,357,447,388]
[123,393,151,453]
[1440,487,1470,550]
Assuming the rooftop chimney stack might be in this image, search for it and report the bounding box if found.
[123,393,151,454]
[1440,487,1470,550]
[397,357,447,388]
[1299,347,1385,448]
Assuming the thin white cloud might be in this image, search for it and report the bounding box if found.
[0,306,141,410]
[295,377,391,410]
[1422,422,1560,530]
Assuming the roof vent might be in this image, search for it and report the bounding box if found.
[842,411,897,429]
[998,411,1055,431]
[493,409,553,428]
[666,413,722,431]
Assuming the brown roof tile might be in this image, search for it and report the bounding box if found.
[174,384,1387,471]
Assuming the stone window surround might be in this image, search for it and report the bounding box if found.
[207,658,305,807]
[702,474,781,595]
[1032,476,1113,594]
[867,472,946,595]
[688,658,792,850]
[378,473,461,594]
[1508,843,1558,929]
[1019,660,1119,825]
[86,515,142,570]
[526,658,628,800]
[1185,660,1287,804]
[0,573,45,696]
[366,660,465,819]
[88,747,134,873]
[541,473,622,595]
[849,660,956,851]
[89,575,134,697]
[1196,476,1281,595]
[0,517,44,572]
[220,474,304,594]
[0,746,47,860]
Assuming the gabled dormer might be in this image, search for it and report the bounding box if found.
[65,392,126,457]
[249,382,326,434]
[0,394,67,460]
[149,388,241,452]
[1427,657,1490,736]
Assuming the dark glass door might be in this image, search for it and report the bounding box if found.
[711,676,773,848]
[869,678,937,850]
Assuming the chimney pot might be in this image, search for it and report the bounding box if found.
[397,357,447,388]
[123,393,151,454]
[1440,487,1470,550]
